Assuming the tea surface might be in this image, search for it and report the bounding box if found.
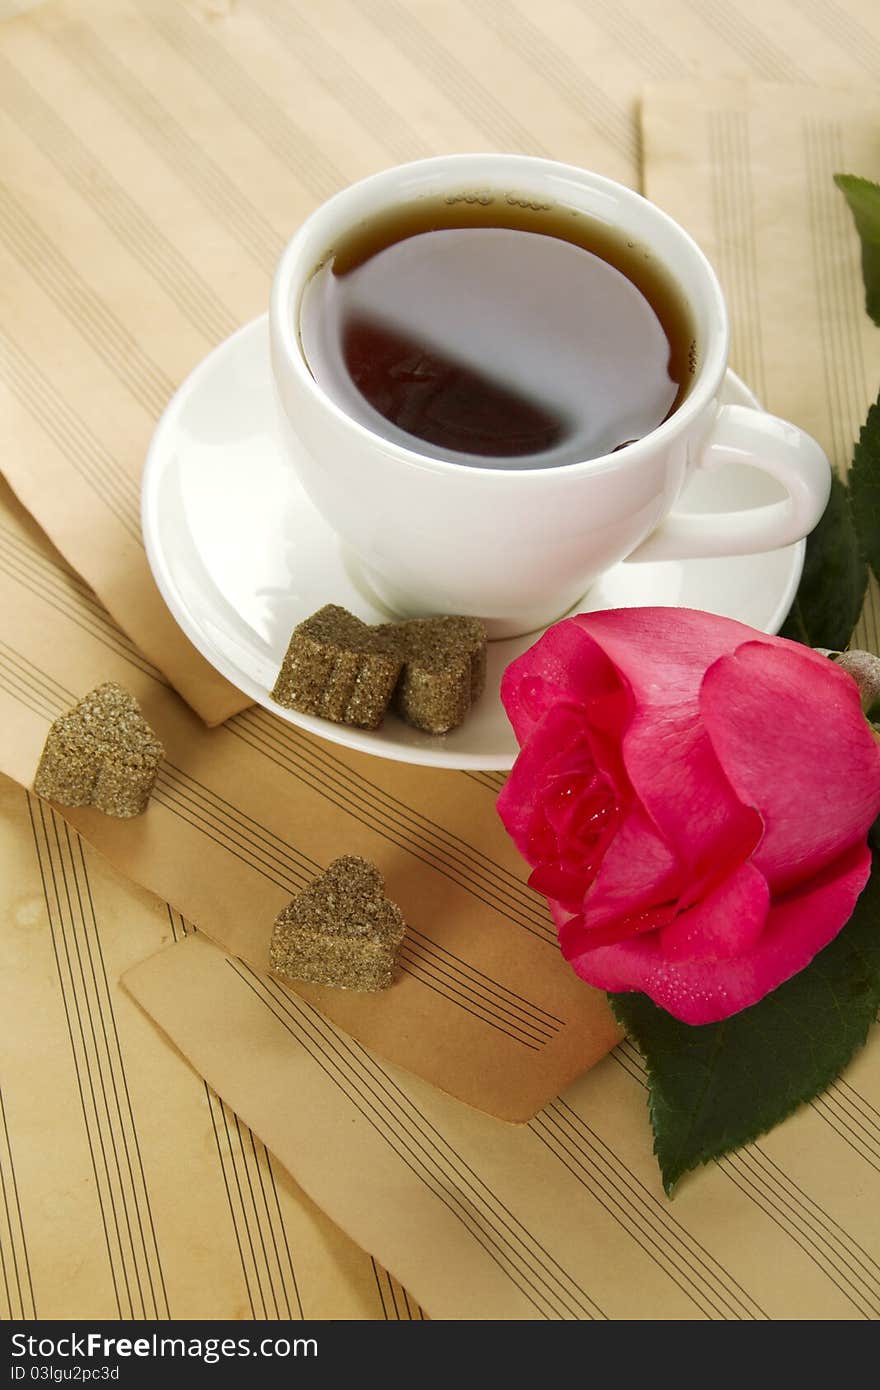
[300,195,695,468]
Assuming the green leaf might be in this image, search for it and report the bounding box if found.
[850,392,880,585]
[835,173,880,327]
[779,474,866,649]
[610,844,880,1194]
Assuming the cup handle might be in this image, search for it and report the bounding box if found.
[625,403,831,563]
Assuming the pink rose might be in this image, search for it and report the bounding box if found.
[498,608,880,1025]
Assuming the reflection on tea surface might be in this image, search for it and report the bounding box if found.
[300,196,695,468]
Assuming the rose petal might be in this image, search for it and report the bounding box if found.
[701,641,880,892]
[561,611,764,881]
[658,862,769,960]
[497,704,593,854]
[563,843,872,1024]
[500,620,624,745]
[528,863,592,910]
[501,621,633,803]
[561,861,767,959]
[567,607,834,692]
[560,900,678,951]
[580,803,682,928]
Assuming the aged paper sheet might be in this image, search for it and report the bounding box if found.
[0,774,424,1319]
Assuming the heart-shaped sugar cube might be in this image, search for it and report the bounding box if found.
[269,856,406,992]
[33,683,164,818]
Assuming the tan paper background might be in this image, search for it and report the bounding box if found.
[643,80,880,649]
[125,921,880,1321]
[0,773,424,1319]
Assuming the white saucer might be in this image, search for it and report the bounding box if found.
[142,316,804,771]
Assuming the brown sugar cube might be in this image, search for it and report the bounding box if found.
[269,856,406,992]
[33,683,164,818]
[374,615,487,734]
[271,604,401,730]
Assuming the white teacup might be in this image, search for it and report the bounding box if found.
[270,154,830,639]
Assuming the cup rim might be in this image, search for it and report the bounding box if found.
[270,153,730,479]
